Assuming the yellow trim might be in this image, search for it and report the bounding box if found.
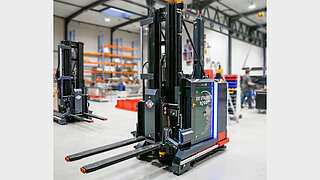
[159,151,166,156]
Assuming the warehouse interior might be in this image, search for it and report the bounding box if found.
[4,0,320,180]
[53,0,267,179]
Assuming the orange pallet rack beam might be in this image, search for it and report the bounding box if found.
[84,61,137,66]
[83,52,137,59]
[102,45,137,51]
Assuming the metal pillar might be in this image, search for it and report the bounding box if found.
[110,29,114,78]
[136,40,139,79]
[64,20,69,40]
[98,35,101,67]
[102,34,105,80]
[120,38,123,76]
[227,18,233,75]
[228,33,232,74]
[73,29,76,59]
[116,39,119,77]
[132,41,135,78]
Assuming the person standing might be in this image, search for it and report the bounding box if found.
[241,69,255,109]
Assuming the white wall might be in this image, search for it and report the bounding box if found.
[232,38,264,75]
[204,29,228,71]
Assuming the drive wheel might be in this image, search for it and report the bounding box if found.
[158,154,173,166]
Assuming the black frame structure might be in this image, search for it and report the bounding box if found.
[65,2,229,175]
[54,40,108,125]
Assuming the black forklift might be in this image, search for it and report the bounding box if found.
[53,40,108,125]
[65,2,229,175]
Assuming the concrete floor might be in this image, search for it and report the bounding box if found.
[54,97,266,180]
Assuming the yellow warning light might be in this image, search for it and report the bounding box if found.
[258,12,264,19]
[159,151,166,157]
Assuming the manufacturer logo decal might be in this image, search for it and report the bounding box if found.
[146,100,154,108]
[76,95,81,100]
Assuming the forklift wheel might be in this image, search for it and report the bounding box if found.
[218,145,227,151]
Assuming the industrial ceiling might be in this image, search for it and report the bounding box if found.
[54,0,267,46]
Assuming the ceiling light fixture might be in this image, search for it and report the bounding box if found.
[101,7,133,19]
[104,17,110,22]
[248,3,256,9]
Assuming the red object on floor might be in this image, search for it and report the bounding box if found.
[115,98,143,112]
[204,69,213,79]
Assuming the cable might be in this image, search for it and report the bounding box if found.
[181,19,206,78]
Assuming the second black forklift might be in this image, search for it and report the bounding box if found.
[53,41,108,125]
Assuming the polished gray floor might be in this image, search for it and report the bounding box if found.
[54,97,266,180]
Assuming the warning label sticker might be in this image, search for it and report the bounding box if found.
[146,100,154,108]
